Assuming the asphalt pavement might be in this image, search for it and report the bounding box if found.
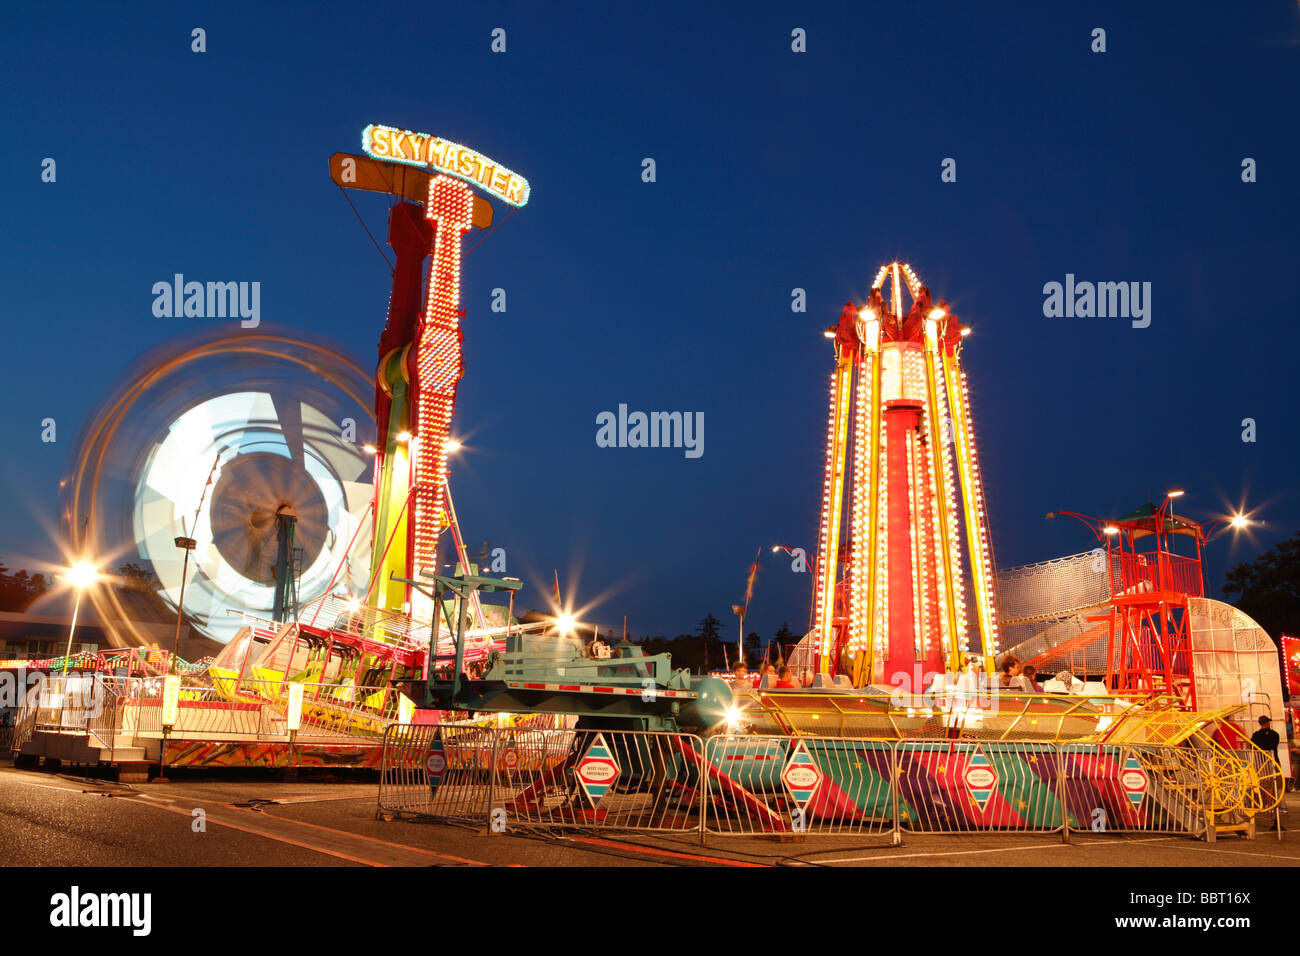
[2,763,1298,868]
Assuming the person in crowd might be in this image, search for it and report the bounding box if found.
[758,661,775,685]
[1019,664,1042,692]
[731,660,755,691]
[774,666,798,689]
[998,655,1021,688]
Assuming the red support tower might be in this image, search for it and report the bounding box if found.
[1049,498,1207,707]
[1104,499,1206,707]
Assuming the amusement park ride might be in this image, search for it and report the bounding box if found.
[809,263,998,688]
[10,124,1284,840]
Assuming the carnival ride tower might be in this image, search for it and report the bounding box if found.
[812,263,1000,686]
[353,127,530,617]
[369,180,475,614]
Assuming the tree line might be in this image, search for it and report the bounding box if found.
[0,562,163,613]
[631,613,802,674]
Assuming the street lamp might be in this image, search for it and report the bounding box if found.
[171,536,197,673]
[59,561,99,728]
[1165,490,1185,554]
[61,562,98,670]
[1204,511,1256,540]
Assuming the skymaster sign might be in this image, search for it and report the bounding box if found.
[362,124,530,207]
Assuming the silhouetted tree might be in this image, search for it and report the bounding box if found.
[772,622,796,662]
[0,565,49,611]
[113,562,162,594]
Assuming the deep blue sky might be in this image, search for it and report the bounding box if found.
[2,2,1298,642]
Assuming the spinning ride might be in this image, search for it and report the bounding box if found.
[65,331,375,647]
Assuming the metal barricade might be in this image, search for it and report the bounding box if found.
[1058,742,1203,837]
[377,724,708,833]
[895,739,1061,834]
[499,728,703,832]
[377,723,498,823]
[9,706,36,754]
[373,728,1265,843]
[703,734,896,837]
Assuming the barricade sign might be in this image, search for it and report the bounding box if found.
[781,739,822,812]
[963,747,998,812]
[1120,751,1148,811]
[575,733,620,806]
[426,732,446,792]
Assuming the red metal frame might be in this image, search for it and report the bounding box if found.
[1050,500,1207,707]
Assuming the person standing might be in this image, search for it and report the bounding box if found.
[1252,715,1280,764]
[1251,715,1284,828]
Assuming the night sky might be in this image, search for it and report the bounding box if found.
[2,2,1298,643]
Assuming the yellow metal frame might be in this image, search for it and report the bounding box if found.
[922,343,962,670]
[851,340,884,686]
[740,690,1177,742]
[816,354,855,673]
[940,347,997,671]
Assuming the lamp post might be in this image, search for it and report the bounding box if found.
[172,454,219,674]
[59,562,99,729]
[1165,490,1185,556]
[170,536,197,674]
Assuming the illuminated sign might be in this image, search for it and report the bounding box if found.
[362,124,530,208]
[287,681,304,732]
[161,676,181,726]
[1283,636,1300,698]
[412,175,474,573]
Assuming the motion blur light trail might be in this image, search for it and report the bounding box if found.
[64,327,375,646]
